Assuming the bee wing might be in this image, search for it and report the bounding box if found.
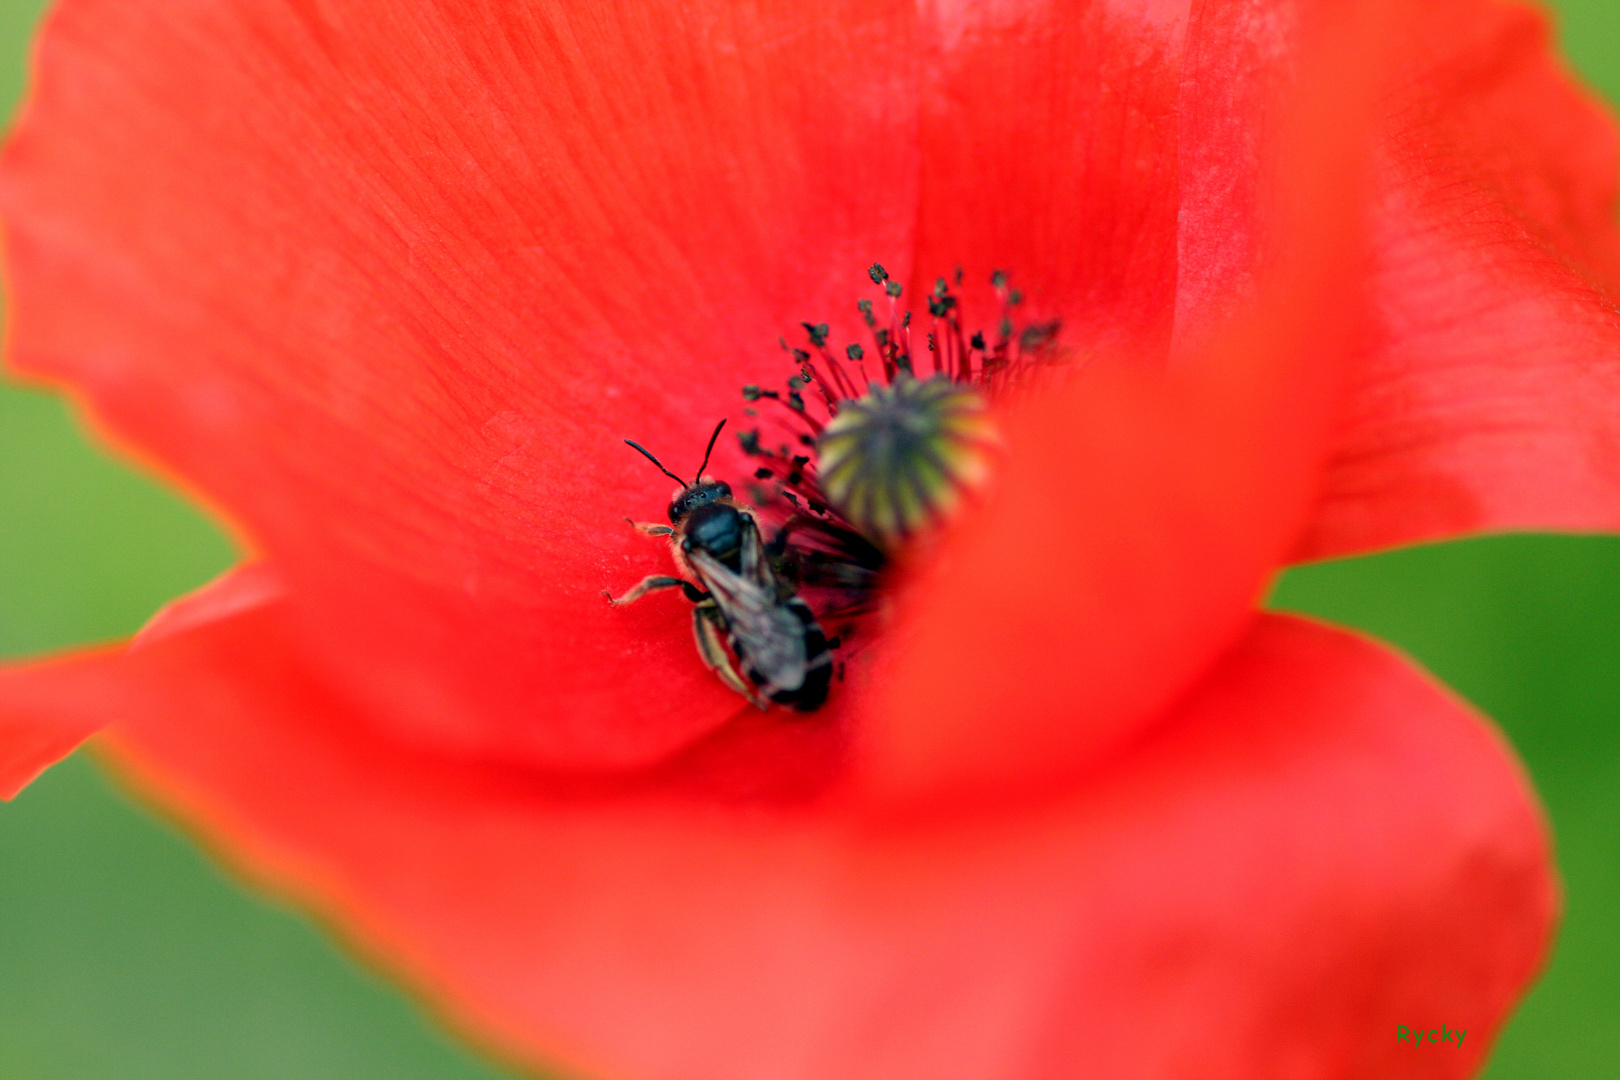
[734,509,773,587]
[688,547,808,694]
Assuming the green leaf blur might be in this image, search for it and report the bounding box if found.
[1,1,1616,1078]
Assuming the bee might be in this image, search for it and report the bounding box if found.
[606,420,833,712]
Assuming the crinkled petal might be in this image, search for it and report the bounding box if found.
[1180,0,1620,559]
[69,610,1551,1080]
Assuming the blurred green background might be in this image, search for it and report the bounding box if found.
[1,0,1617,1076]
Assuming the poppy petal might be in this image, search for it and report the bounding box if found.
[906,0,1187,355]
[857,341,1334,807]
[74,609,1550,1079]
[0,652,115,799]
[0,0,920,770]
[1302,2,1620,557]
[0,562,289,800]
[858,1,1386,804]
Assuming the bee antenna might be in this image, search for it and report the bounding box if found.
[623,439,687,486]
[693,418,726,483]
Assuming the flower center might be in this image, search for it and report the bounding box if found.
[817,372,992,545]
[610,265,1062,715]
[609,265,1062,712]
[734,264,1061,631]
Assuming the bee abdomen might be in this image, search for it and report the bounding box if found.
[774,599,832,713]
[730,599,832,713]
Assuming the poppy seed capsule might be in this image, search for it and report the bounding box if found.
[816,373,995,546]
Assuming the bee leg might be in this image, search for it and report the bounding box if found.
[624,517,675,537]
[692,604,768,709]
[604,575,707,605]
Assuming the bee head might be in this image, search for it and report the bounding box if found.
[668,479,732,524]
[624,420,732,524]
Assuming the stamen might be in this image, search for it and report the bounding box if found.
[733,267,1062,625]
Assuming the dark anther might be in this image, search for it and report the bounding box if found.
[857,298,876,326]
[885,280,903,299]
[934,278,948,298]
[990,269,1007,288]
[868,264,889,284]
[970,332,986,351]
[901,311,911,327]
[1020,320,1061,350]
[798,434,815,447]
[755,467,774,480]
[787,471,803,486]
[1009,289,1024,306]
[846,343,864,360]
[792,348,810,364]
[803,322,830,347]
[791,455,810,468]
[788,391,806,412]
[738,428,762,455]
[788,374,806,390]
[743,384,762,401]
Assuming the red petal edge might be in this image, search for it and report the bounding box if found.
[1,562,286,801]
[1172,0,1620,560]
[0,651,113,799]
[63,608,1551,1080]
[1299,0,1620,557]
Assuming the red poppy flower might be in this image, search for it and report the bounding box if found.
[2,0,1616,1076]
